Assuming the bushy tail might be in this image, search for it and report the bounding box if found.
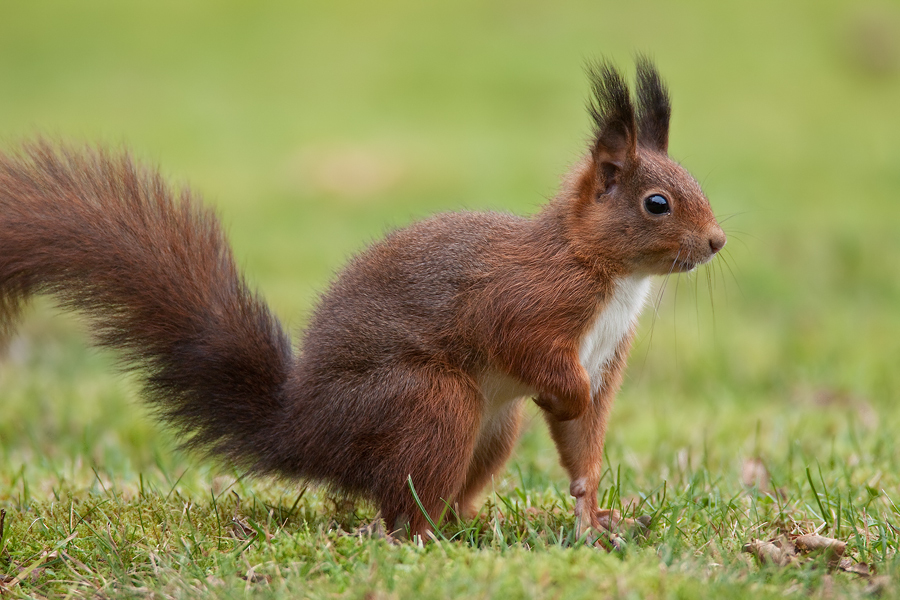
[0,141,293,471]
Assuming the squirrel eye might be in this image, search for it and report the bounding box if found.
[644,194,671,215]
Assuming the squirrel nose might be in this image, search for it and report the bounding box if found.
[708,230,726,254]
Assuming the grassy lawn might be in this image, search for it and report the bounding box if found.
[2,0,900,597]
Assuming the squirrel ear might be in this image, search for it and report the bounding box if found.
[586,60,636,193]
[635,55,671,153]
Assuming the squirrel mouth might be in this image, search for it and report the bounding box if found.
[673,252,718,273]
[672,255,712,272]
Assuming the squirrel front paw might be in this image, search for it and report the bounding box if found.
[570,480,650,550]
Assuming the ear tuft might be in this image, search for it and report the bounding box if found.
[635,55,671,153]
[585,60,637,193]
[585,60,636,161]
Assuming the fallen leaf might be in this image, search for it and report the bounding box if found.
[839,559,873,578]
[744,532,876,576]
[793,534,845,566]
[742,537,796,566]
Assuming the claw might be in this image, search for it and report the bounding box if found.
[596,508,650,537]
[576,509,651,551]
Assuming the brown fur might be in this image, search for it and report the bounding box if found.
[0,59,724,542]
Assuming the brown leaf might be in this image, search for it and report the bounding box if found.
[839,560,873,578]
[793,534,846,566]
[745,533,869,574]
[742,537,796,566]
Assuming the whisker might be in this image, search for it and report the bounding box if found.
[717,250,744,298]
[672,265,684,368]
[721,231,752,252]
[714,255,728,302]
[638,245,684,376]
[715,211,753,225]
[722,229,755,240]
[694,264,702,339]
[654,246,684,315]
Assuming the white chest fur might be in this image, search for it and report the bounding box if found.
[578,275,651,394]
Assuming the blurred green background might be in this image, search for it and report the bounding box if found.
[1,0,899,492]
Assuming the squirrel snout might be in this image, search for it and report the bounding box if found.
[708,229,726,254]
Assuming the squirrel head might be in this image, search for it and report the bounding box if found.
[563,57,726,276]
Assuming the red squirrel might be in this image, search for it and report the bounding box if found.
[0,58,724,543]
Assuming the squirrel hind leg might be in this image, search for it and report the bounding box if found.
[454,399,525,521]
[369,364,483,541]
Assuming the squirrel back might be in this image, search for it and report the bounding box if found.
[0,58,725,541]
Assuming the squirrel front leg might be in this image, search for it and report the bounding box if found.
[541,339,631,546]
[543,393,613,542]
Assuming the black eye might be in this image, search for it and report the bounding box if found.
[644,194,671,215]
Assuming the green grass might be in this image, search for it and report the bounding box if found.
[2,0,900,597]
